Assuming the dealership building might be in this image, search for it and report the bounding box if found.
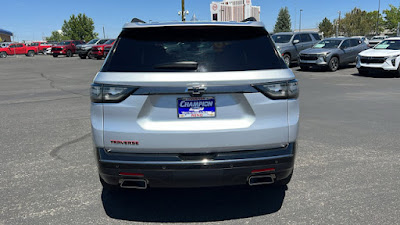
[210,0,260,22]
[0,28,13,42]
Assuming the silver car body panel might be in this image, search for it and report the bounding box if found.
[91,69,298,154]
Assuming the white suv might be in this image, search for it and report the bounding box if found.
[91,19,299,189]
[357,37,400,77]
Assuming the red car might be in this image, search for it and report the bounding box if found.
[30,42,52,54]
[90,39,115,59]
[0,43,38,58]
[52,40,85,57]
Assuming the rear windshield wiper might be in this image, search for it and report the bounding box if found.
[154,61,198,70]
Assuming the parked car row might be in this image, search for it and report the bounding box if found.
[272,32,400,76]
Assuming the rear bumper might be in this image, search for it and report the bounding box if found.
[97,143,296,188]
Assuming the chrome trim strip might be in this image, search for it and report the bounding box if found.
[99,154,293,165]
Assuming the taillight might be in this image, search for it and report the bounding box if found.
[252,79,299,100]
[90,83,138,103]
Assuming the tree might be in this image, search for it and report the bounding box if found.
[339,8,383,36]
[61,13,98,42]
[274,7,292,33]
[367,10,385,34]
[383,4,400,32]
[46,31,70,42]
[318,17,334,37]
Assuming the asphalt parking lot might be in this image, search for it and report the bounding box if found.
[0,55,399,225]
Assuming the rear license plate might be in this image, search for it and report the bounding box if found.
[177,97,216,118]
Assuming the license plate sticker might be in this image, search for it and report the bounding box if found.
[177,97,216,118]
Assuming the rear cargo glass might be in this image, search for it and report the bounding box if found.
[101,26,286,72]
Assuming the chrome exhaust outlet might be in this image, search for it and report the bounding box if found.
[120,179,148,189]
[248,174,276,186]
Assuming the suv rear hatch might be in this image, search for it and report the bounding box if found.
[94,25,295,153]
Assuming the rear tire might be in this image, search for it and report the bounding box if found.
[27,50,35,57]
[66,50,72,57]
[283,54,291,67]
[88,51,94,59]
[79,54,86,59]
[328,57,339,72]
[0,52,7,58]
[53,54,58,58]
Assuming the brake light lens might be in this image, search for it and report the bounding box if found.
[91,83,138,103]
[253,79,299,100]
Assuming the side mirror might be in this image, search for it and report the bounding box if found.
[293,40,300,44]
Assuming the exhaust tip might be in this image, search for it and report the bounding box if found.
[120,179,148,189]
[248,174,276,186]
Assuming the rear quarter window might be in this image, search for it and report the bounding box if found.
[311,33,321,40]
[102,26,286,72]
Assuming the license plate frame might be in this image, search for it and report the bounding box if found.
[177,97,216,119]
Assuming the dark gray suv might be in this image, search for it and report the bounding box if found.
[299,38,368,71]
[272,32,321,66]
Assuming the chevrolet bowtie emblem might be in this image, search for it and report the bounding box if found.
[186,85,207,97]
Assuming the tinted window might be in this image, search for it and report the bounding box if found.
[17,44,23,47]
[374,40,400,50]
[293,34,301,42]
[313,40,342,49]
[60,41,71,45]
[104,39,115,45]
[87,39,99,44]
[312,33,321,40]
[300,34,312,42]
[272,34,293,43]
[341,40,350,49]
[98,39,109,44]
[350,39,360,47]
[102,26,286,72]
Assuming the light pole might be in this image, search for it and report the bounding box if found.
[375,0,381,35]
[299,9,303,32]
[178,0,189,21]
[336,11,341,37]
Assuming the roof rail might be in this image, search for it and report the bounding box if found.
[241,17,257,22]
[131,18,146,23]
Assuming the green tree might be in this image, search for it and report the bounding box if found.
[339,8,382,36]
[318,17,334,37]
[46,31,70,42]
[61,13,98,42]
[383,4,400,32]
[274,7,292,33]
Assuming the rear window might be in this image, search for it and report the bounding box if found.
[102,26,286,72]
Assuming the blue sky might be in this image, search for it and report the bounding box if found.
[2,0,400,41]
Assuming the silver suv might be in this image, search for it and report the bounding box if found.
[272,32,321,66]
[91,19,299,189]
